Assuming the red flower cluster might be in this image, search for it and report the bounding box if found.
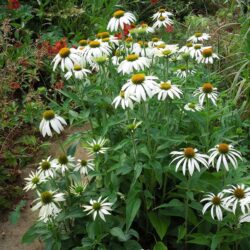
[8,0,21,10]
[166,25,174,33]
[115,24,135,39]
[39,38,68,56]
[9,82,21,90]
[150,0,158,4]
[51,38,67,54]
[54,81,64,90]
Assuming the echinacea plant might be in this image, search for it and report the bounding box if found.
[23,5,250,250]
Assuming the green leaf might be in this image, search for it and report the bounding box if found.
[110,227,128,242]
[126,185,142,232]
[126,198,141,232]
[124,240,142,250]
[22,223,40,243]
[177,225,186,242]
[67,142,78,157]
[148,212,169,240]
[153,241,168,250]
[9,200,26,225]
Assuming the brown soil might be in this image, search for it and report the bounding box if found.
[0,125,90,250]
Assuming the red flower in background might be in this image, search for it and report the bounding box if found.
[51,38,67,54]
[54,81,64,90]
[9,82,21,90]
[166,25,174,33]
[8,0,21,10]
[115,24,135,39]
[150,0,158,4]
[38,38,68,57]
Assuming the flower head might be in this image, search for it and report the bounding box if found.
[223,184,250,214]
[201,192,225,220]
[83,196,112,221]
[153,15,173,29]
[74,153,95,175]
[86,138,109,154]
[126,119,142,133]
[39,110,67,137]
[112,90,138,109]
[187,32,210,43]
[184,103,203,112]
[170,147,209,176]
[54,154,75,175]
[81,40,111,64]
[38,156,57,178]
[69,180,88,196]
[208,144,242,171]
[155,81,182,100]
[121,73,158,102]
[64,65,91,80]
[174,66,196,78]
[193,83,219,106]
[107,10,136,32]
[52,47,83,72]
[197,47,219,64]
[24,171,46,191]
[152,8,173,20]
[118,54,151,75]
[32,190,65,222]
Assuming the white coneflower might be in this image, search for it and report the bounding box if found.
[107,10,136,32]
[82,40,112,64]
[69,180,87,196]
[222,184,250,214]
[90,55,109,71]
[64,64,91,80]
[193,83,219,106]
[132,41,153,58]
[239,213,250,223]
[52,47,83,72]
[83,196,112,221]
[24,171,46,191]
[201,192,225,221]
[190,44,203,59]
[208,143,242,171]
[197,47,219,64]
[174,66,196,78]
[154,44,179,58]
[38,156,57,178]
[121,73,158,102]
[178,42,193,53]
[117,54,151,75]
[86,138,109,154]
[39,110,67,137]
[136,23,155,34]
[74,154,95,175]
[96,32,119,46]
[187,32,210,43]
[153,16,173,29]
[32,190,65,222]
[148,37,165,48]
[170,147,209,176]
[54,154,75,175]
[152,8,173,20]
[155,81,182,100]
[184,103,203,112]
[112,90,137,109]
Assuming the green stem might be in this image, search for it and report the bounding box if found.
[185,176,190,249]
[161,171,168,203]
[131,132,137,163]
